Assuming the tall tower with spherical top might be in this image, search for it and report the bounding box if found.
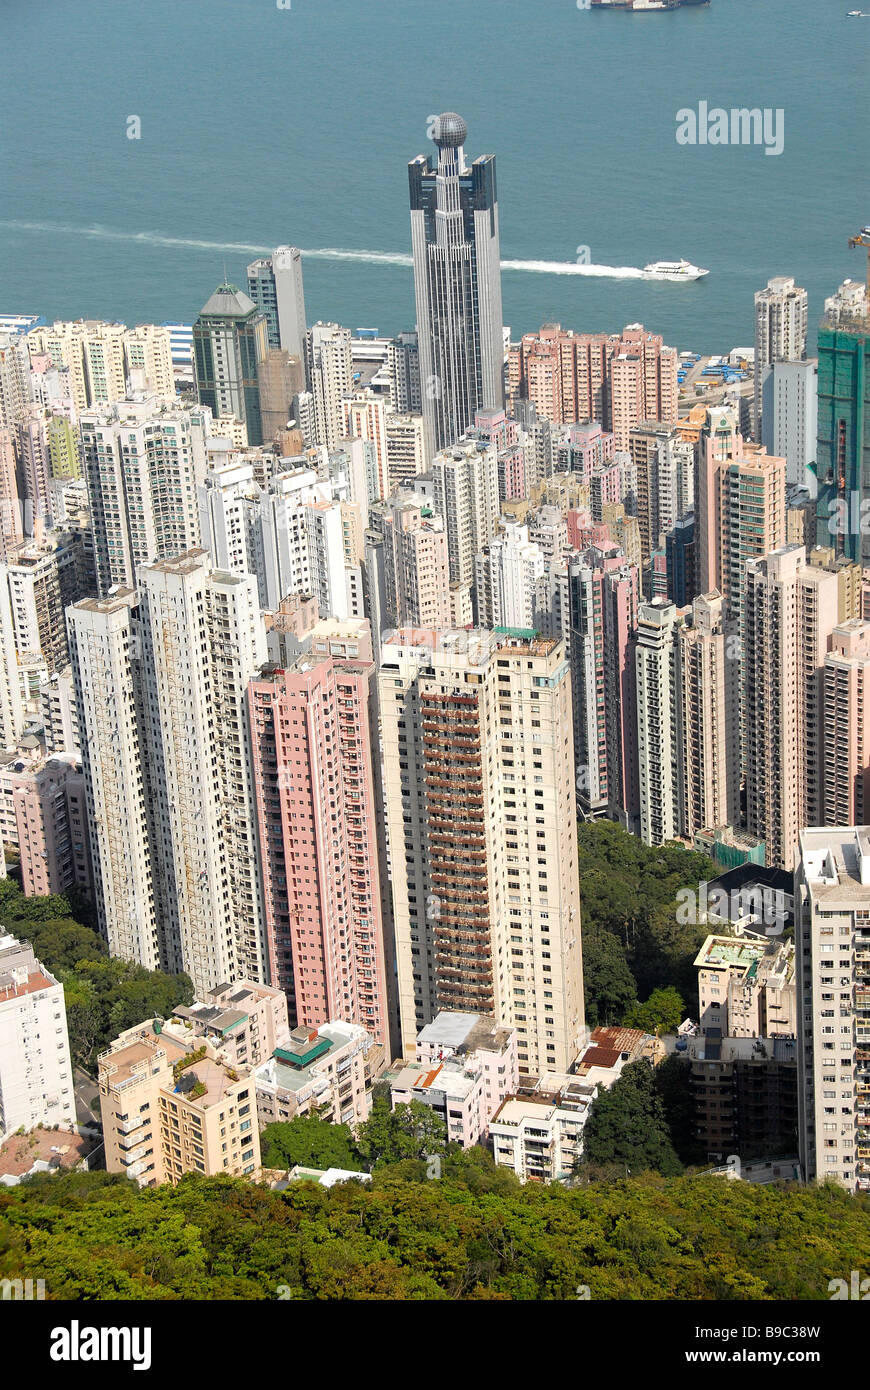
[409,113,505,459]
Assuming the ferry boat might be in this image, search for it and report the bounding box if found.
[642,259,709,281]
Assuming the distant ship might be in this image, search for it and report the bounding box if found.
[591,0,710,8]
[642,259,709,281]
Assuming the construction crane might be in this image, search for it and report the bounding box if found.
[848,224,870,299]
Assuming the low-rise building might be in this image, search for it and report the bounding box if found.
[168,979,290,1071]
[490,1077,595,1182]
[0,934,75,1137]
[254,1021,374,1129]
[691,933,798,1161]
[98,1020,260,1187]
[389,1011,518,1148]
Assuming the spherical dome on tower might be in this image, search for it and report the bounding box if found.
[432,112,468,148]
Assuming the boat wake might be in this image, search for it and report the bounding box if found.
[0,220,673,282]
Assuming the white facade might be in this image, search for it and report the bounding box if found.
[760,358,818,493]
[430,439,500,587]
[81,392,211,593]
[796,828,870,1193]
[68,590,163,970]
[306,323,353,451]
[0,934,75,1137]
[635,599,681,847]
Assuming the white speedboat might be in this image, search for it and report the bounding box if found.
[642,259,709,281]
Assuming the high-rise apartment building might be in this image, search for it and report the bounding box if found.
[429,438,500,588]
[675,591,741,837]
[628,422,695,572]
[378,628,585,1074]
[510,323,677,447]
[0,333,31,427]
[822,620,870,826]
[13,753,91,899]
[409,113,504,458]
[381,494,451,630]
[695,425,787,624]
[67,588,162,971]
[474,522,545,630]
[566,546,639,822]
[760,358,818,491]
[0,933,75,1137]
[30,321,174,412]
[634,599,682,847]
[796,827,870,1193]
[385,411,426,491]
[246,246,307,357]
[193,285,268,446]
[753,276,808,439]
[81,392,211,593]
[248,653,390,1049]
[137,553,267,993]
[305,322,353,451]
[343,391,389,500]
[744,546,839,870]
[70,553,269,993]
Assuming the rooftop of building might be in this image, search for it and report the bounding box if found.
[392,1059,479,1102]
[574,1025,650,1075]
[0,1127,98,1182]
[72,585,136,614]
[694,934,769,972]
[688,1035,797,1064]
[142,548,209,576]
[800,826,870,903]
[417,1010,513,1056]
[255,1021,368,1095]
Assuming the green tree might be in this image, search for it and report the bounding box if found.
[260,1116,363,1172]
[356,1099,448,1168]
[654,1053,705,1167]
[581,1060,683,1176]
[624,986,685,1034]
[582,923,638,1027]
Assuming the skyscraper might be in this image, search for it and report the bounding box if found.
[753,276,808,439]
[796,827,870,1193]
[193,284,268,446]
[248,652,390,1049]
[246,246,307,357]
[379,628,585,1073]
[814,289,870,565]
[409,113,504,458]
[305,322,353,451]
[81,392,211,594]
[744,545,839,870]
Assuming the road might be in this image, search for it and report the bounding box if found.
[74,1067,101,1131]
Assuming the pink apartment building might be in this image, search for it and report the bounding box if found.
[390,1010,518,1149]
[248,655,390,1051]
[509,324,677,446]
[12,753,92,898]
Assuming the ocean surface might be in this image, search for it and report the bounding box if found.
[0,0,866,354]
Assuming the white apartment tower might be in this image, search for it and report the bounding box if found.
[137,552,268,994]
[753,277,808,439]
[430,439,500,588]
[796,828,870,1193]
[305,323,353,451]
[81,392,211,593]
[744,546,839,870]
[67,589,164,971]
[634,599,681,847]
[0,934,75,1136]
